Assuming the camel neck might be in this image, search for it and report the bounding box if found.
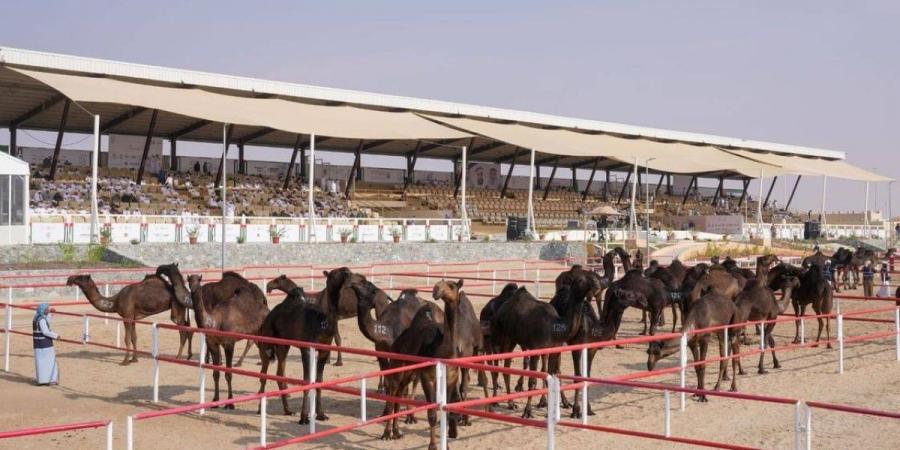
[559,293,586,342]
[191,286,208,328]
[442,296,459,357]
[776,285,794,314]
[356,299,387,346]
[79,281,117,313]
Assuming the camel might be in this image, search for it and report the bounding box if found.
[730,273,799,381]
[478,283,519,394]
[157,267,267,366]
[290,274,392,366]
[187,274,269,408]
[353,280,444,396]
[569,287,645,417]
[490,280,590,418]
[602,269,680,336]
[66,269,192,365]
[789,263,834,348]
[379,279,466,449]
[255,268,359,422]
[646,292,736,401]
[613,246,632,272]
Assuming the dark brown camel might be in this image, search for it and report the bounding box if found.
[603,269,681,336]
[187,274,269,408]
[646,292,736,401]
[569,287,645,417]
[730,274,799,382]
[478,283,519,395]
[789,263,833,348]
[66,269,192,365]
[157,267,267,366]
[490,281,590,418]
[255,268,359,422]
[378,279,466,449]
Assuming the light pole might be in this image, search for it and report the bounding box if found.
[888,180,895,249]
[645,158,656,263]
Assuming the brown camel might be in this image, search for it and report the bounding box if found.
[157,266,267,366]
[569,287,645,417]
[379,279,466,449]
[490,280,590,418]
[647,292,736,401]
[255,268,359,422]
[352,280,444,398]
[187,274,269,408]
[730,274,799,382]
[789,263,834,348]
[294,273,391,366]
[66,269,192,365]
[479,283,519,396]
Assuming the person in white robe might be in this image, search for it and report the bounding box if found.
[32,303,60,385]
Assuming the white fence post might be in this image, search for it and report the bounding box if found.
[106,421,113,450]
[199,333,207,414]
[546,375,559,450]
[536,268,542,297]
[437,361,448,450]
[894,306,899,361]
[4,302,11,372]
[837,314,844,374]
[260,395,267,447]
[800,317,805,344]
[82,314,90,344]
[126,416,134,450]
[152,323,159,403]
[759,321,766,354]
[308,348,318,434]
[663,389,671,437]
[116,322,121,348]
[679,333,687,411]
[805,404,812,449]
[794,401,802,450]
[360,377,367,423]
[723,327,729,358]
[492,270,497,295]
[580,347,588,425]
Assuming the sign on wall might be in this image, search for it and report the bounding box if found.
[109,134,164,169]
[467,163,501,189]
[20,147,91,168]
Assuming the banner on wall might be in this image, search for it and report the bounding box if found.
[109,134,164,169]
[413,170,453,185]
[467,163,501,189]
[362,167,405,185]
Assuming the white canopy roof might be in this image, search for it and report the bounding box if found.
[0,151,29,176]
[723,149,890,182]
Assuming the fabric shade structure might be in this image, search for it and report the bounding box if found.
[588,205,622,215]
[420,114,782,178]
[722,148,890,182]
[11,68,471,141]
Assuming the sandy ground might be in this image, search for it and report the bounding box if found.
[1,261,899,450]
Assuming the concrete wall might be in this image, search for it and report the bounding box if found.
[108,241,586,269]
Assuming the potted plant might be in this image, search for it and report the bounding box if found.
[99,227,112,246]
[391,227,402,243]
[560,233,567,242]
[186,226,200,245]
[339,228,353,244]
[270,226,285,244]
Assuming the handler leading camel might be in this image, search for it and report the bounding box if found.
[32,303,61,386]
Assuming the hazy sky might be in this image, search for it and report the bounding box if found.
[1,1,897,215]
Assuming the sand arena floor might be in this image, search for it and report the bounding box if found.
[1,261,899,449]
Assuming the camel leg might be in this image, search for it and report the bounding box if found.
[272,346,293,415]
[514,357,526,392]
[522,355,540,419]
[640,309,649,335]
[223,343,236,410]
[792,301,803,344]
[298,348,311,425]
[209,344,222,406]
[377,357,387,392]
[256,344,271,415]
[768,325,780,369]
[670,302,679,333]
[459,366,471,426]
[235,339,253,367]
[713,331,726,391]
[824,306,832,349]
[175,328,191,360]
[404,376,419,424]
[688,340,706,402]
[129,323,139,362]
[120,323,133,365]
[419,370,441,450]
[551,354,571,409]
[729,337,740,392]
[698,338,709,402]
[570,350,582,418]
[502,357,516,410]
[536,355,549,409]
[380,372,405,441]
[333,328,343,366]
[315,350,329,421]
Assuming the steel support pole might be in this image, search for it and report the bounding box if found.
[460,145,469,240]
[48,99,71,181]
[221,124,228,272]
[90,115,100,244]
[630,157,638,237]
[757,170,764,237]
[582,159,598,201]
[864,182,870,237]
[308,134,316,242]
[786,175,802,210]
[526,148,536,236]
[821,176,828,229]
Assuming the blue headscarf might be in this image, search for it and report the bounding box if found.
[34,303,50,321]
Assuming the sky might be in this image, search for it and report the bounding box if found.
[1,1,898,215]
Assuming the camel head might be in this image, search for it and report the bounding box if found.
[433,279,463,304]
[710,256,721,265]
[187,274,203,293]
[66,274,92,287]
[646,337,680,371]
[350,280,379,308]
[266,275,294,294]
[155,263,191,307]
[644,260,660,276]
[758,254,780,269]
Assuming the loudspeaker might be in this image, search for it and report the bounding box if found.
[804,221,821,240]
[506,216,526,241]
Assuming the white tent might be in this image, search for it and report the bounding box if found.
[0,151,29,244]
